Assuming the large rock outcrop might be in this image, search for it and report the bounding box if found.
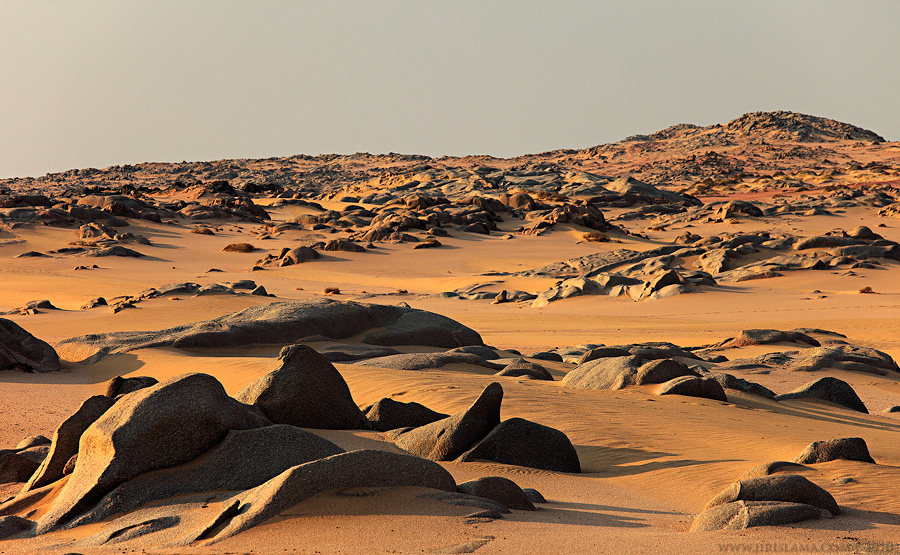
[204,450,457,543]
[68,425,345,527]
[56,300,484,363]
[36,373,268,533]
[24,395,116,492]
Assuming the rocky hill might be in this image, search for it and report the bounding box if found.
[1,111,896,201]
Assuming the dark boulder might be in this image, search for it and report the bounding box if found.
[775,377,868,413]
[69,425,345,527]
[0,453,39,484]
[0,318,62,373]
[458,417,581,473]
[495,359,554,381]
[457,476,536,511]
[235,345,370,430]
[655,376,728,402]
[103,375,159,398]
[364,398,449,432]
[691,500,826,531]
[792,437,875,465]
[391,383,502,461]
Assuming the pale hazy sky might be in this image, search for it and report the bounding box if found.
[2,1,899,179]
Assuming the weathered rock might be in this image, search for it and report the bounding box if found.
[85,245,144,258]
[495,359,554,381]
[352,352,501,371]
[235,345,369,430]
[563,356,697,391]
[36,373,268,534]
[57,300,484,363]
[634,358,697,385]
[0,318,62,373]
[708,373,776,399]
[103,376,159,398]
[739,461,808,481]
[445,345,502,360]
[654,376,728,402]
[24,395,116,492]
[364,398,449,432]
[279,246,319,266]
[786,345,899,376]
[703,474,839,516]
[577,347,633,364]
[458,417,581,473]
[69,425,345,527]
[362,310,484,349]
[81,297,108,310]
[205,450,457,543]
[313,343,402,362]
[691,500,826,531]
[14,445,49,466]
[792,437,875,465]
[391,383,502,461]
[0,515,33,539]
[717,329,820,348]
[562,356,642,390]
[416,490,510,516]
[457,477,536,511]
[775,377,868,413]
[523,488,547,504]
[15,435,50,450]
[0,453,39,484]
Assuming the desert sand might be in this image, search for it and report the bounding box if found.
[1,111,900,553]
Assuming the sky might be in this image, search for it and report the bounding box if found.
[2,1,899,179]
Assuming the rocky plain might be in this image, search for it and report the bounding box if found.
[1,111,900,553]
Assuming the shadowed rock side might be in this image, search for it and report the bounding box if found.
[364,398,449,432]
[55,299,484,363]
[0,318,62,373]
[235,345,370,430]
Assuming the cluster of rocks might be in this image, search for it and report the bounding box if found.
[0,185,273,230]
[385,382,580,473]
[443,221,900,306]
[55,299,485,364]
[0,343,565,547]
[692,436,877,531]
[547,329,899,409]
